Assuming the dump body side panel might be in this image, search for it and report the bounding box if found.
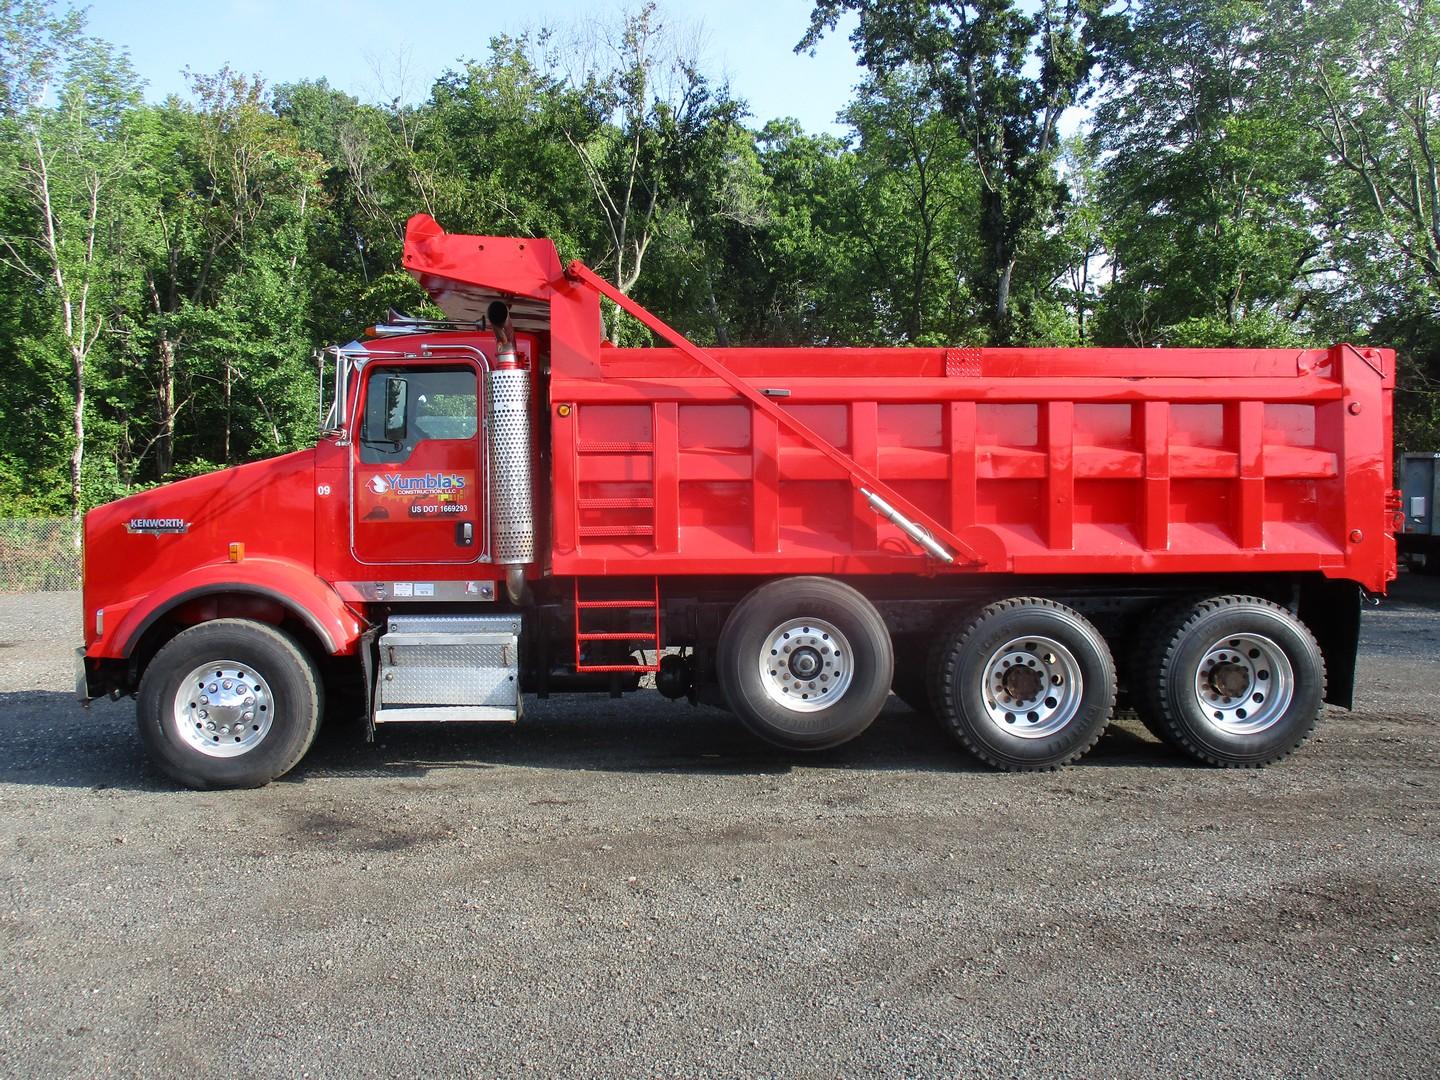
[548,344,1396,592]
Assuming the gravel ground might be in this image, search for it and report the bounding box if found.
[0,578,1437,1078]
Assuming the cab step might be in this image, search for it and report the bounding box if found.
[374,613,522,724]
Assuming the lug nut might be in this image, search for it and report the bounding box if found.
[198,710,209,720]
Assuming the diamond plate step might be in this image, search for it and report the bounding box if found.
[375,613,522,724]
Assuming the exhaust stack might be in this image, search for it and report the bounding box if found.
[485,301,535,603]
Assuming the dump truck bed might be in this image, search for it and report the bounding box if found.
[546,344,1394,591]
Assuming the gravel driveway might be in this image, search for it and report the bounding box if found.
[1,578,1437,1078]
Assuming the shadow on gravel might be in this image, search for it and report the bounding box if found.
[0,690,163,792]
[1384,569,1440,610]
[0,689,1187,791]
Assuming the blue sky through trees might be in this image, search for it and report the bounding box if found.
[86,0,863,134]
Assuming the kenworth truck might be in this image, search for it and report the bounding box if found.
[77,214,1399,788]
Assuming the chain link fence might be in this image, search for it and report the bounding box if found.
[0,518,81,592]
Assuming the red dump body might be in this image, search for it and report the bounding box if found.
[404,216,1397,594]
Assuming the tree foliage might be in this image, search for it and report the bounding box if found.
[0,0,1437,523]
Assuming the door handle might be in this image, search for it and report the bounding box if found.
[457,521,473,547]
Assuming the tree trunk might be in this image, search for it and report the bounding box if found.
[705,270,730,347]
[980,185,1013,343]
[222,356,232,464]
[156,331,176,477]
[995,259,1015,344]
[69,343,85,548]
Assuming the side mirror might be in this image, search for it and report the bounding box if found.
[366,375,408,443]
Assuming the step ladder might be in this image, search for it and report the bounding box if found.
[573,578,661,674]
[374,614,522,723]
[575,439,655,542]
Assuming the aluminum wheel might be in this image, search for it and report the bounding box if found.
[757,618,852,712]
[171,660,274,757]
[1191,633,1294,735]
[980,635,1084,738]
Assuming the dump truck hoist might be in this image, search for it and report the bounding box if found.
[76,214,1399,788]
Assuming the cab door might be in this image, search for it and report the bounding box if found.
[351,363,484,565]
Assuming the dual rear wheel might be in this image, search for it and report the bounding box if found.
[1132,595,1324,767]
[721,580,1325,770]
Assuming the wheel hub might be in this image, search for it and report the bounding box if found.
[788,646,822,679]
[1001,664,1044,702]
[172,661,274,757]
[1193,634,1294,735]
[981,636,1083,738]
[1207,661,1251,700]
[757,619,852,713]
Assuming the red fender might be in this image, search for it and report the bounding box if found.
[99,557,367,659]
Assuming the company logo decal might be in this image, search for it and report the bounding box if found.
[358,470,474,523]
[368,472,467,495]
[127,517,189,535]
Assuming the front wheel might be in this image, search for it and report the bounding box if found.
[137,619,323,789]
[717,577,893,750]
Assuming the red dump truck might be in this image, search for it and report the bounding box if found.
[76,214,1399,788]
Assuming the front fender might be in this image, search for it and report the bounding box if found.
[96,558,367,659]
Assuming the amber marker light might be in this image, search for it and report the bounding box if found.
[557,404,572,417]
[228,542,245,563]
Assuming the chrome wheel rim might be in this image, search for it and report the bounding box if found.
[172,660,274,757]
[981,635,1083,738]
[1192,633,1294,735]
[757,618,852,712]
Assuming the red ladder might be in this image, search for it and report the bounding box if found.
[573,577,661,674]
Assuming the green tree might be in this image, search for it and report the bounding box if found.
[562,4,747,341]
[1089,0,1324,347]
[841,68,983,345]
[0,1,144,530]
[801,0,1104,343]
[1298,0,1440,298]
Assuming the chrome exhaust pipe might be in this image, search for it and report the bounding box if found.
[485,300,535,592]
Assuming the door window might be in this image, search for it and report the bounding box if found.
[359,367,478,464]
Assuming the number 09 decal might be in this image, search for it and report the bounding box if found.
[317,484,332,497]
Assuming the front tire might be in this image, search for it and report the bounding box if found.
[1137,596,1324,767]
[930,597,1116,771]
[717,577,893,750]
[137,619,323,789]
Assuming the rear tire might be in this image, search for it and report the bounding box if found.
[930,597,1116,771]
[137,619,323,789]
[1137,595,1324,767]
[718,577,893,750]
